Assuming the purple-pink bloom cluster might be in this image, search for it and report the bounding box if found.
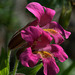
[19,2,71,75]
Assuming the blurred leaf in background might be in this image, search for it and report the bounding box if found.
[0,0,21,30]
[58,1,72,29]
[0,0,13,26]
[0,0,21,49]
[0,48,10,75]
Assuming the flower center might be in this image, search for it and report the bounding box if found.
[33,51,52,58]
[43,29,57,34]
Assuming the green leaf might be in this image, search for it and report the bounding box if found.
[17,63,43,75]
[0,48,11,75]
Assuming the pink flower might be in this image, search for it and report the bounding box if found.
[19,26,68,75]
[25,2,71,44]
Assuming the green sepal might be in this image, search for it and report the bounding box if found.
[58,1,72,29]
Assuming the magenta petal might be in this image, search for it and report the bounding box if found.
[44,7,56,21]
[21,26,42,45]
[44,7,56,20]
[19,47,39,67]
[26,2,56,27]
[48,31,64,44]
[63,30,71,39]
[26,2,44,21]
[33,28,53,50]
[49,21,71,39]
[42,58,59,75]
[39,7,55,27]
[50,44,68,62]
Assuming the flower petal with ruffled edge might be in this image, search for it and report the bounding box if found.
[48,21,71,39]
[33,30,53,50]
[39,7,55,27]
[50,44,68,62]
[42,21,71,44]
[42,58,59,75]
[26,2,44,22]
[26,2,55,27]
[19,47,40,67]
[39,44,68,62]
[43,29,64,44]
[21,26,52,49]
[21,26,42,45]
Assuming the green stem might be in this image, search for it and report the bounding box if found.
[12,58,19,75]
[7,49,11,75]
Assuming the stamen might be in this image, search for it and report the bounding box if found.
[39,51,53,58]
[43,29,57,34]
[33,51,53,58]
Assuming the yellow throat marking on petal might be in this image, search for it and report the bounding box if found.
[38,51,53,58]
[43,29,57,34]
[33,51,52,58]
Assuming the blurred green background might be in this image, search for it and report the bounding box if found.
[0,0,75,75]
